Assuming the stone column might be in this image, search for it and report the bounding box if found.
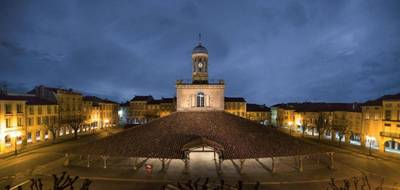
[298,156,303,172]
[328,152,334,169]
[130,157,138,170]
[217,159,223,174]
[87,154,90,168]
[271,157,276,174]
[160,158,166,173]
[101,155,109,169]
[183,158,190,174]
[63,153,70,166]
[239,159,245,174]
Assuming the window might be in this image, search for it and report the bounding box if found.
[365,113,370,120]
[36,130,41,140]
[384,123,391,127]
[386,103,392,107]
[5,135,11,145]
[196,92,205,107]
[45,130,49,139]
[27,132,32,143]
[385,110,391,120]
[17,117,22,126]
[6,118,11,128]
[37,117,42,125]
[47,106,51,114]
[5,104,12,114]
[28,117,33,126]
[374,113,380,120]
[17,104,23,113]
[398,111,400,121]
[38,106,42,115]
[29,107,34,115]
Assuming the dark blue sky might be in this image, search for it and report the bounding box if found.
[1,0,399,105]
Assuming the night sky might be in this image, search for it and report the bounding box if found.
[1,0,399,105]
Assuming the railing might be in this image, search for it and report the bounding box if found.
[176,79,225,85]
[380,131,400,139]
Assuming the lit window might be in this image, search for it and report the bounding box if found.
[27,132,32,143]
[196,92,205,107]
[17,104,23,113]
[5,104,12,114]
[36,130,41,141]
[6,118,11,128]
[5,135,11,145]
[17,117,23,126]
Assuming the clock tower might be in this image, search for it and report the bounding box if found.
[192,35,208,83]
[176,34,225,112]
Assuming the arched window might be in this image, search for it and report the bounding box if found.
[5,135,11,145]
[196,92,205,107]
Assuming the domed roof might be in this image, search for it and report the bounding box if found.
[192,44,208,54]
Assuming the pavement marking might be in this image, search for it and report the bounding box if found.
[10,180,30,190]
[70,175,363,185]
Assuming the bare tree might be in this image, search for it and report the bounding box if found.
[331,122,348,146]
[300,119,309,137]
[62,115,84,140]
[315,113,330,141]
[44,116,60,143]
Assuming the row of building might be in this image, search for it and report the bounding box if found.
[119,96,271,125]
[270,93,400,153]
[0,85,119,154]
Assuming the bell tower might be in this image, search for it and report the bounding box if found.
[192,34,208,83]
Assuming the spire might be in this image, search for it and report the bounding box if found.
[198,33,202,45]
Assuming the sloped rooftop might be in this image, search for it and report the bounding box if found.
[75,111,322,159]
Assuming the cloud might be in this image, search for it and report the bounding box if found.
[0,0,399,105]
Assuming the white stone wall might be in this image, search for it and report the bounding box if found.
[176,84,225,111]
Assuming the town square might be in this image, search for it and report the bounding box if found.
[1,0,400,189]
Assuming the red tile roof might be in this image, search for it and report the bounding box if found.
[0,94,57,105]
[246,103,270,112]
[75,111,322,159]
[225,97,246,102]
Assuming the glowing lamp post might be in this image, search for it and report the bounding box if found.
[10,131,22,155]
[288,121,293,135]
[104,119,109,128]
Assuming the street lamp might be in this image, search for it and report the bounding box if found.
[288,122,293,135]
[10,131,22,156]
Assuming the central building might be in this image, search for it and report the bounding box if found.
[176,39,225,111]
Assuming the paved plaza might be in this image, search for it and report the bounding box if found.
[1,129,400,190]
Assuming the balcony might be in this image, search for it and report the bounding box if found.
[176,79,225,85]
[380,131,400,139]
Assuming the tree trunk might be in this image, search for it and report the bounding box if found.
[51,130,57,143]
[74,129,78,139]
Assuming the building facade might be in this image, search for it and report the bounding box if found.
[271,95,400,154]
[127,39,270,124]
[0,92,59,154]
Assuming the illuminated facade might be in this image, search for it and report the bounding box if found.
[224,97,246,118]
[271,95,400,154]
[1,86,119,155]
[127,39,270,124]
[0,92,59,154]
[175,40,225,112]
[362,94,400,152]
[83,96,119,129]
[246,103,271,124]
